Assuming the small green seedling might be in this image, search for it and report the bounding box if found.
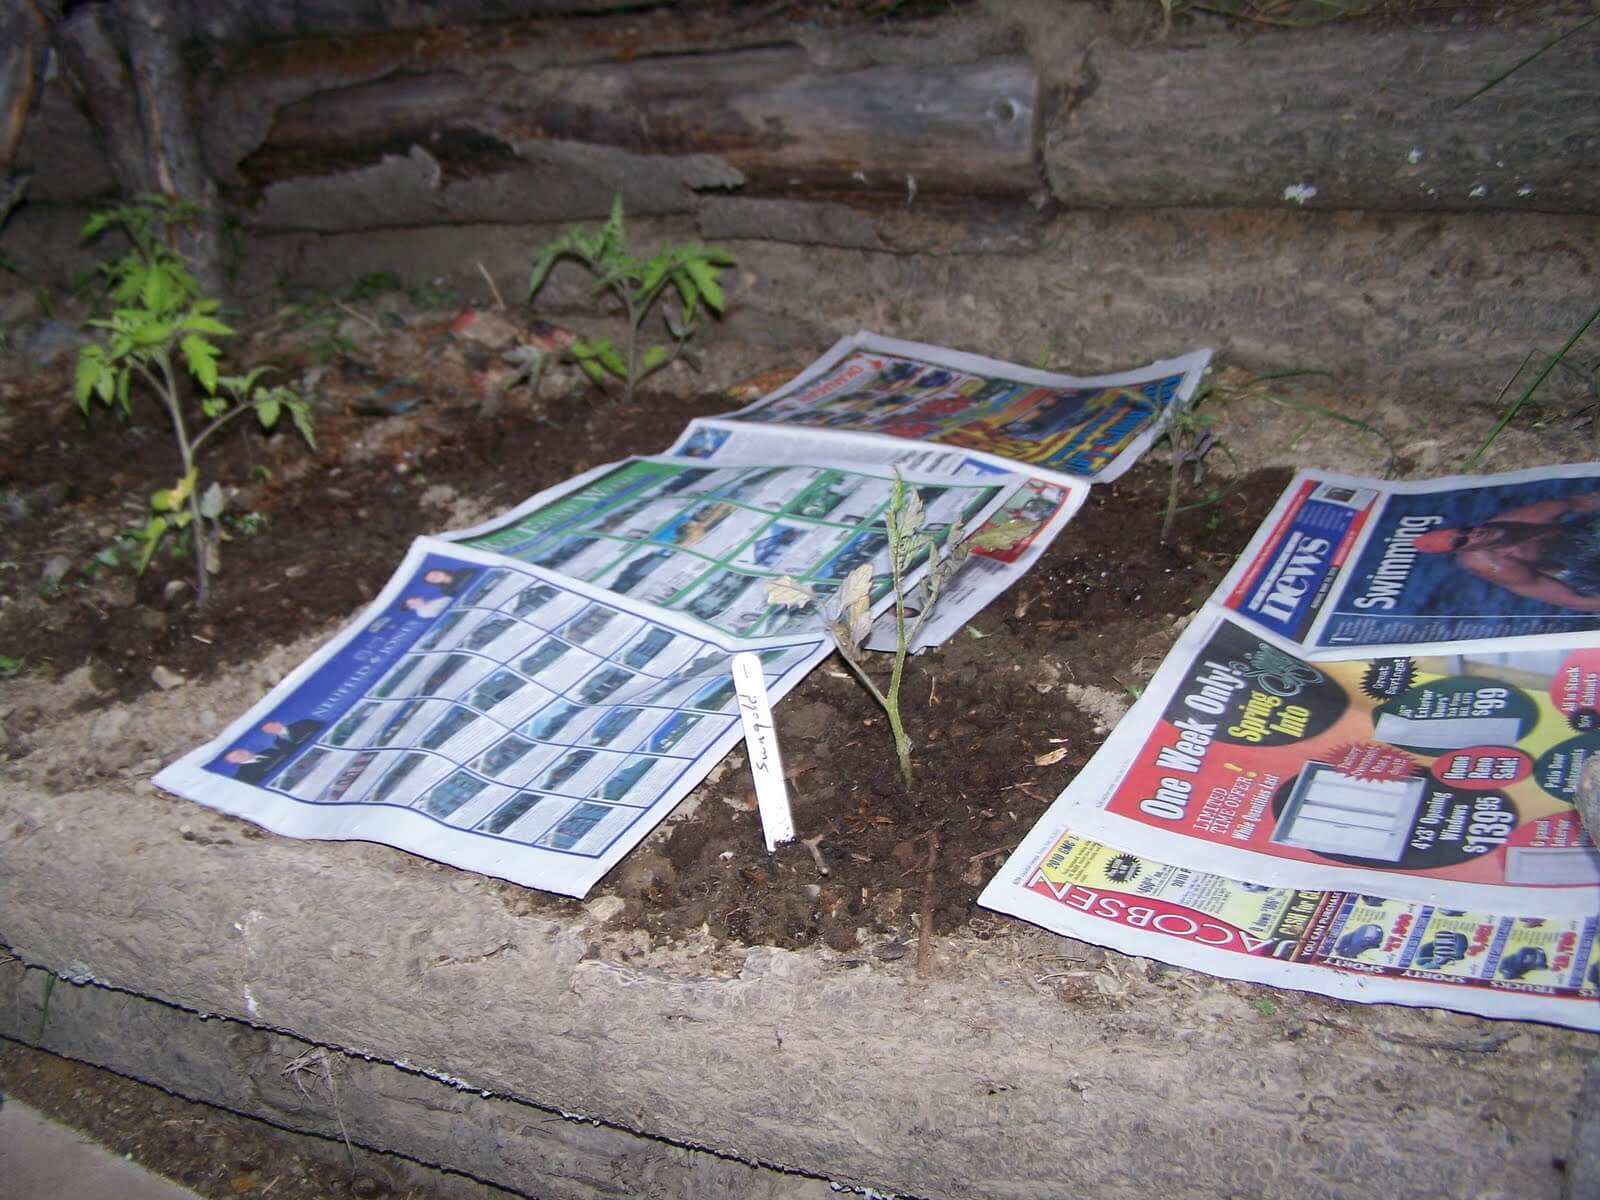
[1156,385,1220,544]
[74,197,314,607]
[527,195,735,405]
[770,473,971,789]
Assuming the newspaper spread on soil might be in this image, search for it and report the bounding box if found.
[157,332,1213,897]
[982,465,1600,1030]
[666,331,1210,646]
[157,457,1015,896]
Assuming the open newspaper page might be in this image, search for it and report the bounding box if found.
[155,540,833,897]
[661,417,1088,650]
[155,458,1015,896]
[444,454,1020,645]
[1221,463,1600,654]
[980,829,1600,1030]
[672,330,1212,486]
[991,606,1600,915]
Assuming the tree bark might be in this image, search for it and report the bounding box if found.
[0,0,59,227]
[114,0,226,298]
[51,2,151,196]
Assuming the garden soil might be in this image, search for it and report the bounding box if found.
[0,288,1587,1196]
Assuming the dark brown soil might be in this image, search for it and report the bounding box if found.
[1,292,1290,1197]
[0,342,726,700]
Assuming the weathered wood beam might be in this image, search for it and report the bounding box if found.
[50,2,152,198]
[228,44,1039,225]
[179,0,655,44]
[0,0,57,168]
[0,0,58,227]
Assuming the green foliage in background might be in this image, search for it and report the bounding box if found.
[74,196,315,607]
[528,196,735,404]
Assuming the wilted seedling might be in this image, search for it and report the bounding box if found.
[769,473,971,788]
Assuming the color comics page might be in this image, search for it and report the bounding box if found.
[154,538,832,897]
[660,420,1088,650]
[696,330,1212,485]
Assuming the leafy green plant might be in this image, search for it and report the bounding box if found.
[74,197,315,607]
[770,474,971,788]
[527,196,735,404]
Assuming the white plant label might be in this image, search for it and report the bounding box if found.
[731,652,795,852]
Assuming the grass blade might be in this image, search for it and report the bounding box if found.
[1464,304,1600,470]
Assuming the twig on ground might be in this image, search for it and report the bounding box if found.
[476,261,507,310]
[333,299,383,337]
[801,832,830,876]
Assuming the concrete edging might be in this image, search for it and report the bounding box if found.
[1,771,1594,1199]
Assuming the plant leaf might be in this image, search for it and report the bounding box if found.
[640,344,671,375]
[901,486,925,540]
[839,561,874,610]
[600,194,626,260]
[670,268,700,324]
[136,515,168,574]
[180,333,221,393]
[287,397,317,449]
[255,394,281,429]
[199,481,226,521]
[592,340,627,378]
[74,348,105,411]
[182,312,234,338]
[684,256,725,313]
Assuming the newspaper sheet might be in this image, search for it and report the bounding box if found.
[156,539,835,897]
[443,455,1018,641]
[982,465,1600,1026]
[156,457,1016,896]
[1220,463,1600,654]
[660,412,1088,650]
[670,330,1211,486]
[985,828,1600,1030]
[155,333,1204,897]
[993,605,1600,915]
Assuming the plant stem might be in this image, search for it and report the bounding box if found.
[1465,304,1600,470]
[622,291,639,407]
[1161,437,1184,543]
[834,644,912,787]
[885,490,915,788]
[190,399,263,457]
[148,351,210,607]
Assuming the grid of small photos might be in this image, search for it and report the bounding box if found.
[264,561,820,860]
